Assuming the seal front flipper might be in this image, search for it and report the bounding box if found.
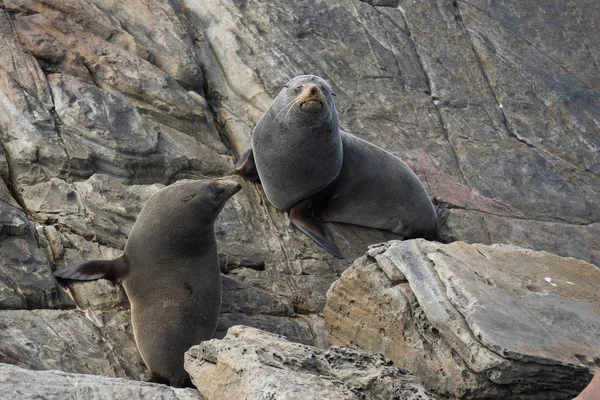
[53,255,130,282]
[289,198,343,259]
[234,148,260,183]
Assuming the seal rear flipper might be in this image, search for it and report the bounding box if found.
[53,255,129,282]
[435,205,450,229]
[234,148,260,183]
[290,200,343,259]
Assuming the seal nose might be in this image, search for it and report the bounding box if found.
[309,85,318,95]
[214,178,242,197]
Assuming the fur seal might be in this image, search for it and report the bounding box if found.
[53,178,241,387]
[246,75,343,211]
[236,75,447,257]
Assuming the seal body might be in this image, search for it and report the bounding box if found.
[236,74,445,258]
[320,131,438,238]
[251,75,342,211]
[54,178,241,387]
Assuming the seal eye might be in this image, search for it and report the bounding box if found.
[182,194,196,202]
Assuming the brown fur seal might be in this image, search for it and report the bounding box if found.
[236,75,447,257]
[53,178,241,387]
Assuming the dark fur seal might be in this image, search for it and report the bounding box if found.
[53,178,241,387]
[248,75,342,211]
[236,75,447,257]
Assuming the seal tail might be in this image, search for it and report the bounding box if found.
[53,255,129,282]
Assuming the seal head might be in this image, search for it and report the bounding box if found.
[251,75,343,211]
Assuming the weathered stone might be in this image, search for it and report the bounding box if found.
[185,325,433,400]
[441,209,600,266]
[215,314,314,345]
[88,0,204,91]
[13,10,225,149]
[0,309,147,380]
[325,240,599,399]
[0,11,68,191]
[575,371,600,400]
[47,73,231,183]
[0,363,202,400]
[0,201,62,310]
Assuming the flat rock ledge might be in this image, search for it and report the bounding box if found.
[324,240,600,399]
[0,363,202,400]
[184,325,432,400]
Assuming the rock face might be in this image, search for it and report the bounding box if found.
[324,240,600,399]
[184,325,433,400]
[0,309,148,380]
[0,363,203,400]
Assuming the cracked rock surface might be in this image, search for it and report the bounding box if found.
[0,362,203,400]
[185,325,433,400]
[324,240,600,399]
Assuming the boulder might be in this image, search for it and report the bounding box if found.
[0,309,148,380]
[325,240,600,399]
[185,325,433,400]
[0,363,202,400]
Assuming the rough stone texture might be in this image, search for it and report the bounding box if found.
[0,201,63,309]
[0,309,148,380]
[325,240,599,399]
[185,325,433,400]
[0,362,203,400]
[575,371,600,400]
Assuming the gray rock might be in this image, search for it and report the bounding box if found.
[0,201,62,310]
[0,362,202,400]
[185,325,433,400]
[325,240,599,399]
[0,309,147,380]
[87,0,205,92]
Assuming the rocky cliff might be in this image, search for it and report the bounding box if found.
[0,0,598,399]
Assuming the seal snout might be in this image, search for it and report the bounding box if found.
[214,178,242,198]
[298,84,325,113]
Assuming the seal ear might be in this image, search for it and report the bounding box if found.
[289,199,343,259]
[53,255,130,282]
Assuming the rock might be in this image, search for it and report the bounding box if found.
[87,0,205,92]
[214,314,314,345]
[185,325,433,400]
[46,73,232,183]
[441,209,600,267]
[0,10,68,190]
[324,240,599,399]
[0,201,62,310]
[0,309,148,380]
[0,363,202,400]
[575,371,600,400]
